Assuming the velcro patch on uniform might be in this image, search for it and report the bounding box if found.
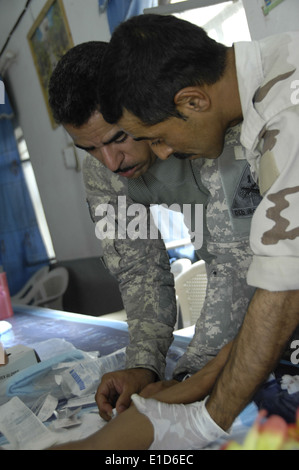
[259,150,280,196]
[232,163,262,218]
[234,146,246,160]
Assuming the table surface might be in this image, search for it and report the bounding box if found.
[0,305,191,358]
[2,306,299,437]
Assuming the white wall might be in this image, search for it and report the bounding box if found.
[242,0,299,39]
[0,0,110,262]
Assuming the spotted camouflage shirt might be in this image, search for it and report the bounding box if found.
[235,32,299,291]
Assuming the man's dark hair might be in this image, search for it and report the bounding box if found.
[99,14,228,126]
[48,41,107,127]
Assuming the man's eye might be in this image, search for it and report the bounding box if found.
[115,133,128,143]
[151,139,162,146]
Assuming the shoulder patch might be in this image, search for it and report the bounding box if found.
[232,163,262,218]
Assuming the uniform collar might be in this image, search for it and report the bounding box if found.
[234,41,266,152]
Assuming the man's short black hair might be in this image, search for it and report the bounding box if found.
[98,14,228,126]
[48,41,107,127]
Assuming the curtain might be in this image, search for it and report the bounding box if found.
[0,77,49,295]
[99,0,158,34]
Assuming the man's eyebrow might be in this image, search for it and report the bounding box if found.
[102,130,126,145]
[74,130,125,151]
[75,144,96,151]
[133,136,152,142]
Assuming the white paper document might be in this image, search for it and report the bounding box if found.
[0,397,58,450]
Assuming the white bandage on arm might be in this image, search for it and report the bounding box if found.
[131,394,229,450]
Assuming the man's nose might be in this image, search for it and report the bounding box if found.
[153,144,174,160]
[100,145,123,172]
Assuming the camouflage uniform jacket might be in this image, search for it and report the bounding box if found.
[235,32,299,291]
[83,122,261,378]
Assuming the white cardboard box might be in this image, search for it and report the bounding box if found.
[0,345,39,382]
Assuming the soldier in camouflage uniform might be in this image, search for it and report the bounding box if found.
[96,15,299,448]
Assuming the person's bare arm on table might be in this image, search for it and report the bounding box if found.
[95,368,157,420]
[95,346,230,422]
[140,341,233,403]
[207,288,299,431]
[51,341,233,450]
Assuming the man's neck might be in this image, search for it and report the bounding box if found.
[220,47,243,129]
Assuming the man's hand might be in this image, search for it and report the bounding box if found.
[131,394,228,450]
[95,368,156,421]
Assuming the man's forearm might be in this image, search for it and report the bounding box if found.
[145,341,233,404]
[206,288,299,430]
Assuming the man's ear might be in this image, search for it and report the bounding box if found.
[174,87,211,112]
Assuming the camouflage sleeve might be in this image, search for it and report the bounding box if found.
[173,240,255,375]
[247,108,299,291]
[174,152,257,376]
[83,155,177,379]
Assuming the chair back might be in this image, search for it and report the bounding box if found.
[174,260,207,328]
[170,258,192,278]
[11,267,69,310]
[11,265,50,302]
